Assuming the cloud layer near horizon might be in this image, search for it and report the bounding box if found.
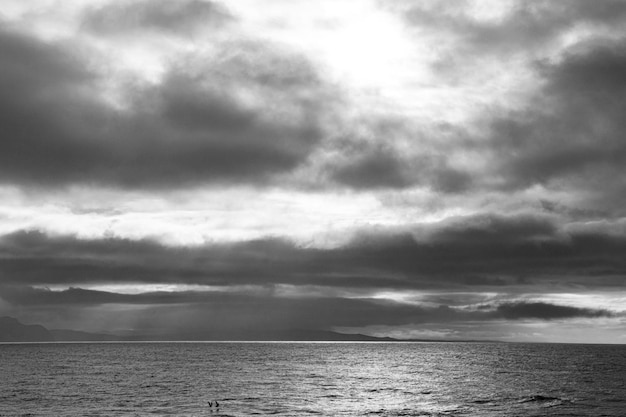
[2,213,626,290]
[1,214,625,340]
[1,0,626,342]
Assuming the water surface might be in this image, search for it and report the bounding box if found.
[1,342,625,416]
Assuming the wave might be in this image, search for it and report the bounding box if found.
[517,394,573,409]
[366,387,404,393]
[518,394,563,403]
[472,399,493,404]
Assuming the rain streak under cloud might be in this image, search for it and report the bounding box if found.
[1,0,626,343]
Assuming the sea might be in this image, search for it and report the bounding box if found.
[1,342,625,416]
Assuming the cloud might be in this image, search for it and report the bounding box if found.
[3,0,626,197]
[3,0,626,341]
[422,212,559,244]
[7,0,624,197]
[0,28,107,185]
[0,24,332,189]
[1,287,616,340]
[486,39,626,206]
[84,0,232,36]
[375,1,626,202]
[492,302,613,320]
[2,217,623,337]
[2,212,625,292]
[331,146,414,189]
[329,145,473,192]
[399,0,626,54]
[0,285,463,332]
[317,115,475,192]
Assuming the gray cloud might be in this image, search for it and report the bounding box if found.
[3,0,626,197]
[1,286,615,340]
[381,1,626,203]
[0,28,108,185]
[325,120,474,192]
[2,215,622,337]
[422,212,559,245]
[323,1,626,195]
[84,0,232,36]
[488,39,626,204]
[492,302,613,320]
[0,285,461,332]
[0,26,330,189]
[2,213,625,292]
[400,0,626,54]
[331,147,414,189]
[332,149,472,192]
[3,1,626,341]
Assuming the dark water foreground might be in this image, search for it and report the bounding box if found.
[1,342,625,416]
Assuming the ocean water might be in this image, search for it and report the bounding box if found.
[1,342,625,416]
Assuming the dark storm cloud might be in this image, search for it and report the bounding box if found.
[2,212,625,291]
[491,302,613,320]
[0,26,328,189]
[488,39,626,199]
[0,230,307,287]
[84,0,232,35]
[0,28,107,185]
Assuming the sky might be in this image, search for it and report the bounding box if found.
[1,0,626,343]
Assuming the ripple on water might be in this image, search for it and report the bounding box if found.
[1,342,626,416]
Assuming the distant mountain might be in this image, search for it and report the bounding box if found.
[0,317,398,342]
[266,329,398,342]
[0,317,116,342]
[0,316,54,342]
[101,328,399,342]
[49,329,118,342]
